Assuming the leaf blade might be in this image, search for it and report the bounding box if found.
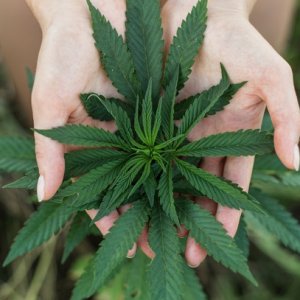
[126,0,163,99]
[177,199,256,285]
[71,201,150,300]
[177,130,274,157]
[87,0,139,103]
[148,205,184,300]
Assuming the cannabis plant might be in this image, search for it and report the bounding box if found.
[2,0,300,299]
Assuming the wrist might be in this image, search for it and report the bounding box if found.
[208,0,257,17]
[169,0,256,18]
[25,0,88,32]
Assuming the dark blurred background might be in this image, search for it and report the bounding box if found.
[0,1,300,300]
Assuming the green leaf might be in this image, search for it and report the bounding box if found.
[175,159,264,213]
[80,93,133,121]
[65,148,127,179]
[246,190,300,254]
[158,163,180,226]
[87,0,139,103]
[182,264,207,300]
[152,98,163,144]
[134,98,148,144]
[62,212,92,263]
[234,217,249,258]
[129,162,151,197]
[3,167,39,190]
[143,169,157,207]
[59,158,126,208]
[98,97,134,142]
[254,153,286,172]
[174,82,245,120]
[25,67,35,91]
[126,0,163,99]
[3,200,75,266]
[35,125,126,148]
[161,67,179,139]
[72,201,150,300]
[176,199,257,285]
[177,130,274,157]
[0,137,36,172]
[125,251,151,300]
[95,157,146,220]
[142,80,153,144]
[177,65,230,140]
[164,0,207,90]
[148,205,184,300]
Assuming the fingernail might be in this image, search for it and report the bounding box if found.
[37,176,45,202]
[187,263,200,269]
[127,244,137,259]
[294,145,300,171]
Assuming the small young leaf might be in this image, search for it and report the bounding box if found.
[35,125,127,149]
[176,199,257,285]
[59,158,126,208]
[0,137,36,172]
[87,0,139,103]
[80,93,133,121]
[3,200,76,266]
[177,130,274,157]
[161,67,179,139]
[177,65,230,141]
[175,158,264,213]
[148,205,184,300]
[126,0,163,99]
[143,169,157,207]
[158,163,180,226]
[142,80,153,144]
[62,212,92,263]
[134,98,148,144]
[95,157,146,220]
[129,162,151,197]
[65,148,127,179]
[152,98,163,144]
[71,201,150,300]
[164,0,207,90]
[174,82,245,120]
[98,97,134,142]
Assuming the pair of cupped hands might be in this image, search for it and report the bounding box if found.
[27,0,300,267]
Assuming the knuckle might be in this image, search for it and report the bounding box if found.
[260,59,293,84]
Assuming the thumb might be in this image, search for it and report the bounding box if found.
[263,64,300,171]
[32,89,68,202]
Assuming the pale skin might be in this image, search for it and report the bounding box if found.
[2,0,300,265]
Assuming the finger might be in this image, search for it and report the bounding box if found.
[185,158,223,267]
[86,209,119,236]
[32,87,69,201]
[138,228,155,259]
[119,204,137,258]
[177,225,188,238]
[215,156,254,238]
[262,65,300,171]
[185,237,207,268]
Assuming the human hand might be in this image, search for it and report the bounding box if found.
[162,0,300,267]
[26,0,139,257]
